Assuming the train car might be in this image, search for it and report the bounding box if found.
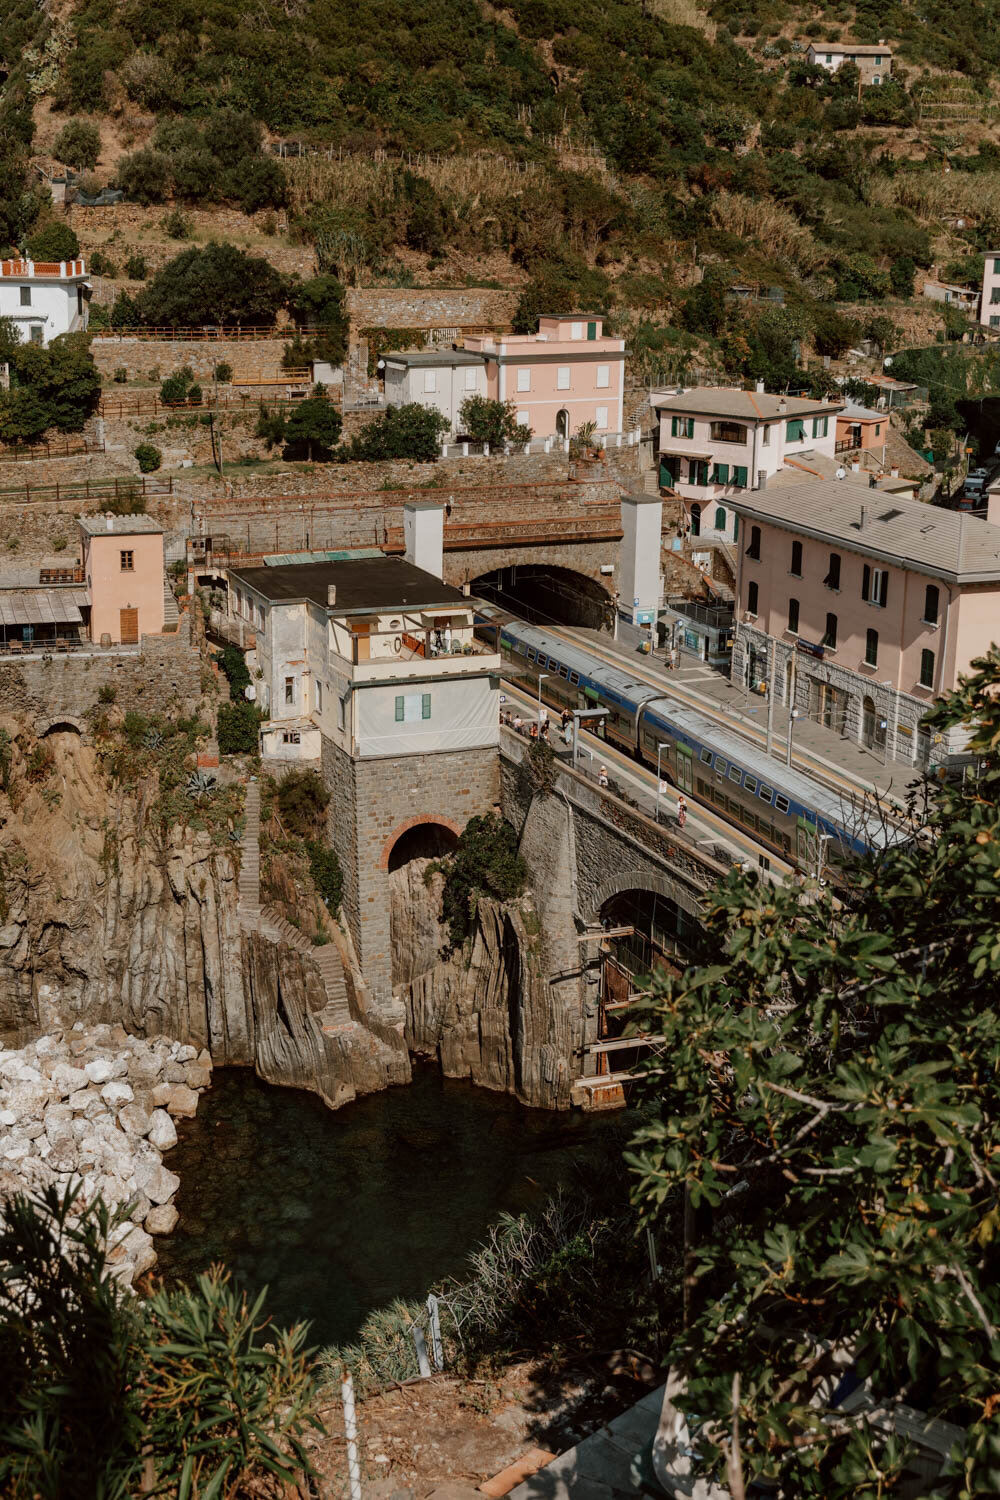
[498,619,902,873]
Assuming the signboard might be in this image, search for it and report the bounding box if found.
[796,639,825,659]
[634,608,655,625]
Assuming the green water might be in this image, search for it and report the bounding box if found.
[156,1066,624,1346]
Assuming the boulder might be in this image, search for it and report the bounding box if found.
[101,1081,134,1108]
[119,1225,157,1279]
[51,1063,89,1097]
[84,1058,115,1086]
[184,1064,212,1091]
[174,1044,199,1063]
[147,1109,178,1150]
[145,1203,179,1235]
[165,1085,199,1119]
[197,1049,213,1071]
[164,1063,189,1084]
[127,1054,163,1088]
[118,1102,152,1138]
[134,1161,180,1205]
[0,1109,16,1127]
[151,1082,174,1108]
[68,1088,104,1117]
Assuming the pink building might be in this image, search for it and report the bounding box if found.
[835,401,887,459]
[732,483,1000,768]
[464,315,626,440]
[79,514,165,645]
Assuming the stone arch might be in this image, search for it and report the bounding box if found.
[34,715,85,737]
[379,815,462,871]
[468,562,613,629]
[589,870,703,925]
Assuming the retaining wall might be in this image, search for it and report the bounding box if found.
[345,287,519,331]
[90,338,291,384]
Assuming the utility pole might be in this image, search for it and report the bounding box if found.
[765,636,776,757]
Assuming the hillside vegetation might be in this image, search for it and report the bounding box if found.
[3,0,1000,400]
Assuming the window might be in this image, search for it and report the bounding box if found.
[516,368,530,392]
[395,692,432,721]
[992,290,1000,306]
[699,747,713,764]
[746,525,761,560]
[77,287,83,315]
[824,552,841,590]
[671,415,695,438]
[875,423,882,436]
[516,410,529,427]
[733,515,740,542]
[571,322,583,340]
[747,580,759,615]
[712,462,730,484]
[759,784,774,803]
[995,258,1000,275]
[710,421,747,443]
[19,286,30,306]
[120,550,134,571]
[786,418,805,442]
[284,677,295,705]
[728,764,742,783]
[787,597,799,634]
[423,370,437,393]
[29,325,42,344]
[595,406,608,428]
[715,758,728,776]
[920,649,935,688]
[596,365,610,388]
[923,584,939,625]
[865,627,878,666]
[464,366,477,390]
[281,730,300,745]
[861,564,888,607]
[811,415,829,439]
[557,366,571,390]
[823,612,838,649]
[337,696,346,731]
[315,680,323,712]
[257,603,265,629]
[691,460,710,487]
[790,540,802,576]
[587,321,597,340]
[714,506,726,531]
[761,424,771,446]
[733,466,748,488]
[774,794,790,814]
[744,775,758,794]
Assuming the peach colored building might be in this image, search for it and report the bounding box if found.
[835,401,887,459]
[79,514,165,645]
[981,250,1000,329]
[732,483,1000,768]
[463,314,626,440]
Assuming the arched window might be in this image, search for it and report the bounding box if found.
[823,612,838,649]
[824,552,841,590]
[746,525,761,560]
[787,597,799,633]
[920,648,935,688]
[865,628,878,666]
[790,540,802,576]
[714,505,727,532]
[923,584,939,625]
[747,580,759,616]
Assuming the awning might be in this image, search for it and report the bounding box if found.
[0,589,86,628]
[661,448,714,460]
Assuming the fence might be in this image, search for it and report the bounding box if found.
[98,390,321,419]
[0,475,173,504]
[0,437,105,463]
[92,325,320,343]
[438,430,641,459]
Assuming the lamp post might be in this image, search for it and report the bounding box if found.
[655,743,668,823]
[814,832,832,884]
[785,706,801,767]
[537,672,548,728]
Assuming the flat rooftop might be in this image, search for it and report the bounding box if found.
[651,387,842,421]
[383,348,485,368]
[229,555,469,614]
[78,513,164,536]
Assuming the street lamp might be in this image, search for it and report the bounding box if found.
[785,707,801,766]
[537,672,548,728]
[655,743,668,823]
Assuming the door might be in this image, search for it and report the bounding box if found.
[690,504,701,537]
[556,408,570,439]
[352,622,370,661]
[796,823,812,868]
[676,749,693,793]
[119,607,138,645]
[862,695,876,746]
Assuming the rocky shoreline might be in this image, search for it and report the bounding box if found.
[0,1023,211,1285]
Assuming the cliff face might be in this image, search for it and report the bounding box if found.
[0,724,407,1108]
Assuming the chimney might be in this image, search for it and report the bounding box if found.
[851,460,860,473]
[860,505,868,529]
[777,397,787,414]
[756,379,765,393]
[327,584,337,607]
[403,501,444,579]
[105,515,113,531]
[890,465,899,478]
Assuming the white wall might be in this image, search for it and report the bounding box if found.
[383,360,486,436]
[0,279,87,345]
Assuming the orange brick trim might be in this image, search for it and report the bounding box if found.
[379,815,462,870]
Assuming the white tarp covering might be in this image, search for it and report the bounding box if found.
[355,673,498,757]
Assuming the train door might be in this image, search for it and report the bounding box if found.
[675,745,693,793]
[795,821,812,868]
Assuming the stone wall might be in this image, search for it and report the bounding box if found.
[345,287,519,332]
[91,337,291,383]
[0,616,202,723]
[321,735,500,1003]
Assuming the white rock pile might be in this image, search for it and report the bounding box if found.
[0,1022,212,1285]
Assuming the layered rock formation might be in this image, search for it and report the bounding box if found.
[0,1023,211,1283]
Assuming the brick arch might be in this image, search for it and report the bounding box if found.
[588,870,704,925]
[34,714,85,737]
[379,814,462,871]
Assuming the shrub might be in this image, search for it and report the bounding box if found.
[889,255,916,298]
[276,768,330,838]
[219,642,251,700]
[217,700,261,754]
[137,244,288,329]
[97,684,117,704]
[439,813,527,948]
[347,403,449,462]
[52,118,102,171]
[116,148,171,205]
[89,249,117,277]
[123,252,147,279]
[306,839,343,916]
[214,360,232,382]
[25,221,80,261]
[113,366,128,383]
[159,366,194,404]
[162,207,191,239]
[134,442,161,472]
[279,397,342,461]
[458,395,531,446]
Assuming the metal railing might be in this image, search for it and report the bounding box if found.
[0,474,172,504]
[0,437,105,463]
[92,325,320,343]
[98,390,320,418]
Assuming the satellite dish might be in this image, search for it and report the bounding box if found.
[884,357,893,368]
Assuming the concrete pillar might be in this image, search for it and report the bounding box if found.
[619,492,662,624]
[403,501,444,579]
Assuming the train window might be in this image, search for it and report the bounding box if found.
[759,784,774,803]
[715,758,727,775]
[569,671,579,684]
[699,748,712,765]
[559,665,569,678]
[740,806,756,828]
[775,794,790,814]
[744,775,757,794]
[526,649,536,662]
[728,765,742,784]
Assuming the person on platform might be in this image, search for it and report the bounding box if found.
[677,794,688,829]
[598,765,610,789]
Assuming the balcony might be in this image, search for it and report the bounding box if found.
[338,623,498,674]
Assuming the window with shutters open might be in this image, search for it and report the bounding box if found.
[824,552,841,590]
[822,613,838,649]
[861,563,888,607]
[865,628,878,666]
[923,584,939,625]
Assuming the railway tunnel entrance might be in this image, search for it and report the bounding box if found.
[470,564,614,630]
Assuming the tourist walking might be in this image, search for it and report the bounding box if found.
[677,794,688,829]
[598,765,609,789]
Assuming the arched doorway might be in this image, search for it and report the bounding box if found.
[713,505,727,533]
[690,503,701,537]
[386,821,458,873]
[469,563,614,630]
[556,408,570,440]
[384,819,460,990]
[862,696,885,751]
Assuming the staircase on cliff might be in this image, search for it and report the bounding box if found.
[162,575,180,628]
[238,781,352,1031]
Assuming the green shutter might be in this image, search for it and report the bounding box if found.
[733,515,739,542]
[421,693,431,719]
[671,415,679,437]
[395,696,404,721]
[713,462,730,483]
[686,417,695,438]
[587,321,597,340]
[734,465,748,487]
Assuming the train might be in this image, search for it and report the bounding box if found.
[483,614,905,876]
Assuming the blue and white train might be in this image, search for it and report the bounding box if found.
[488,617,903,874]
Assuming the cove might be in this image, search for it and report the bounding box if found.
[156,1066,625,1346]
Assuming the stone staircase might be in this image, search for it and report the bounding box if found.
[162,575,180,629]
[238,780,353,1031]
